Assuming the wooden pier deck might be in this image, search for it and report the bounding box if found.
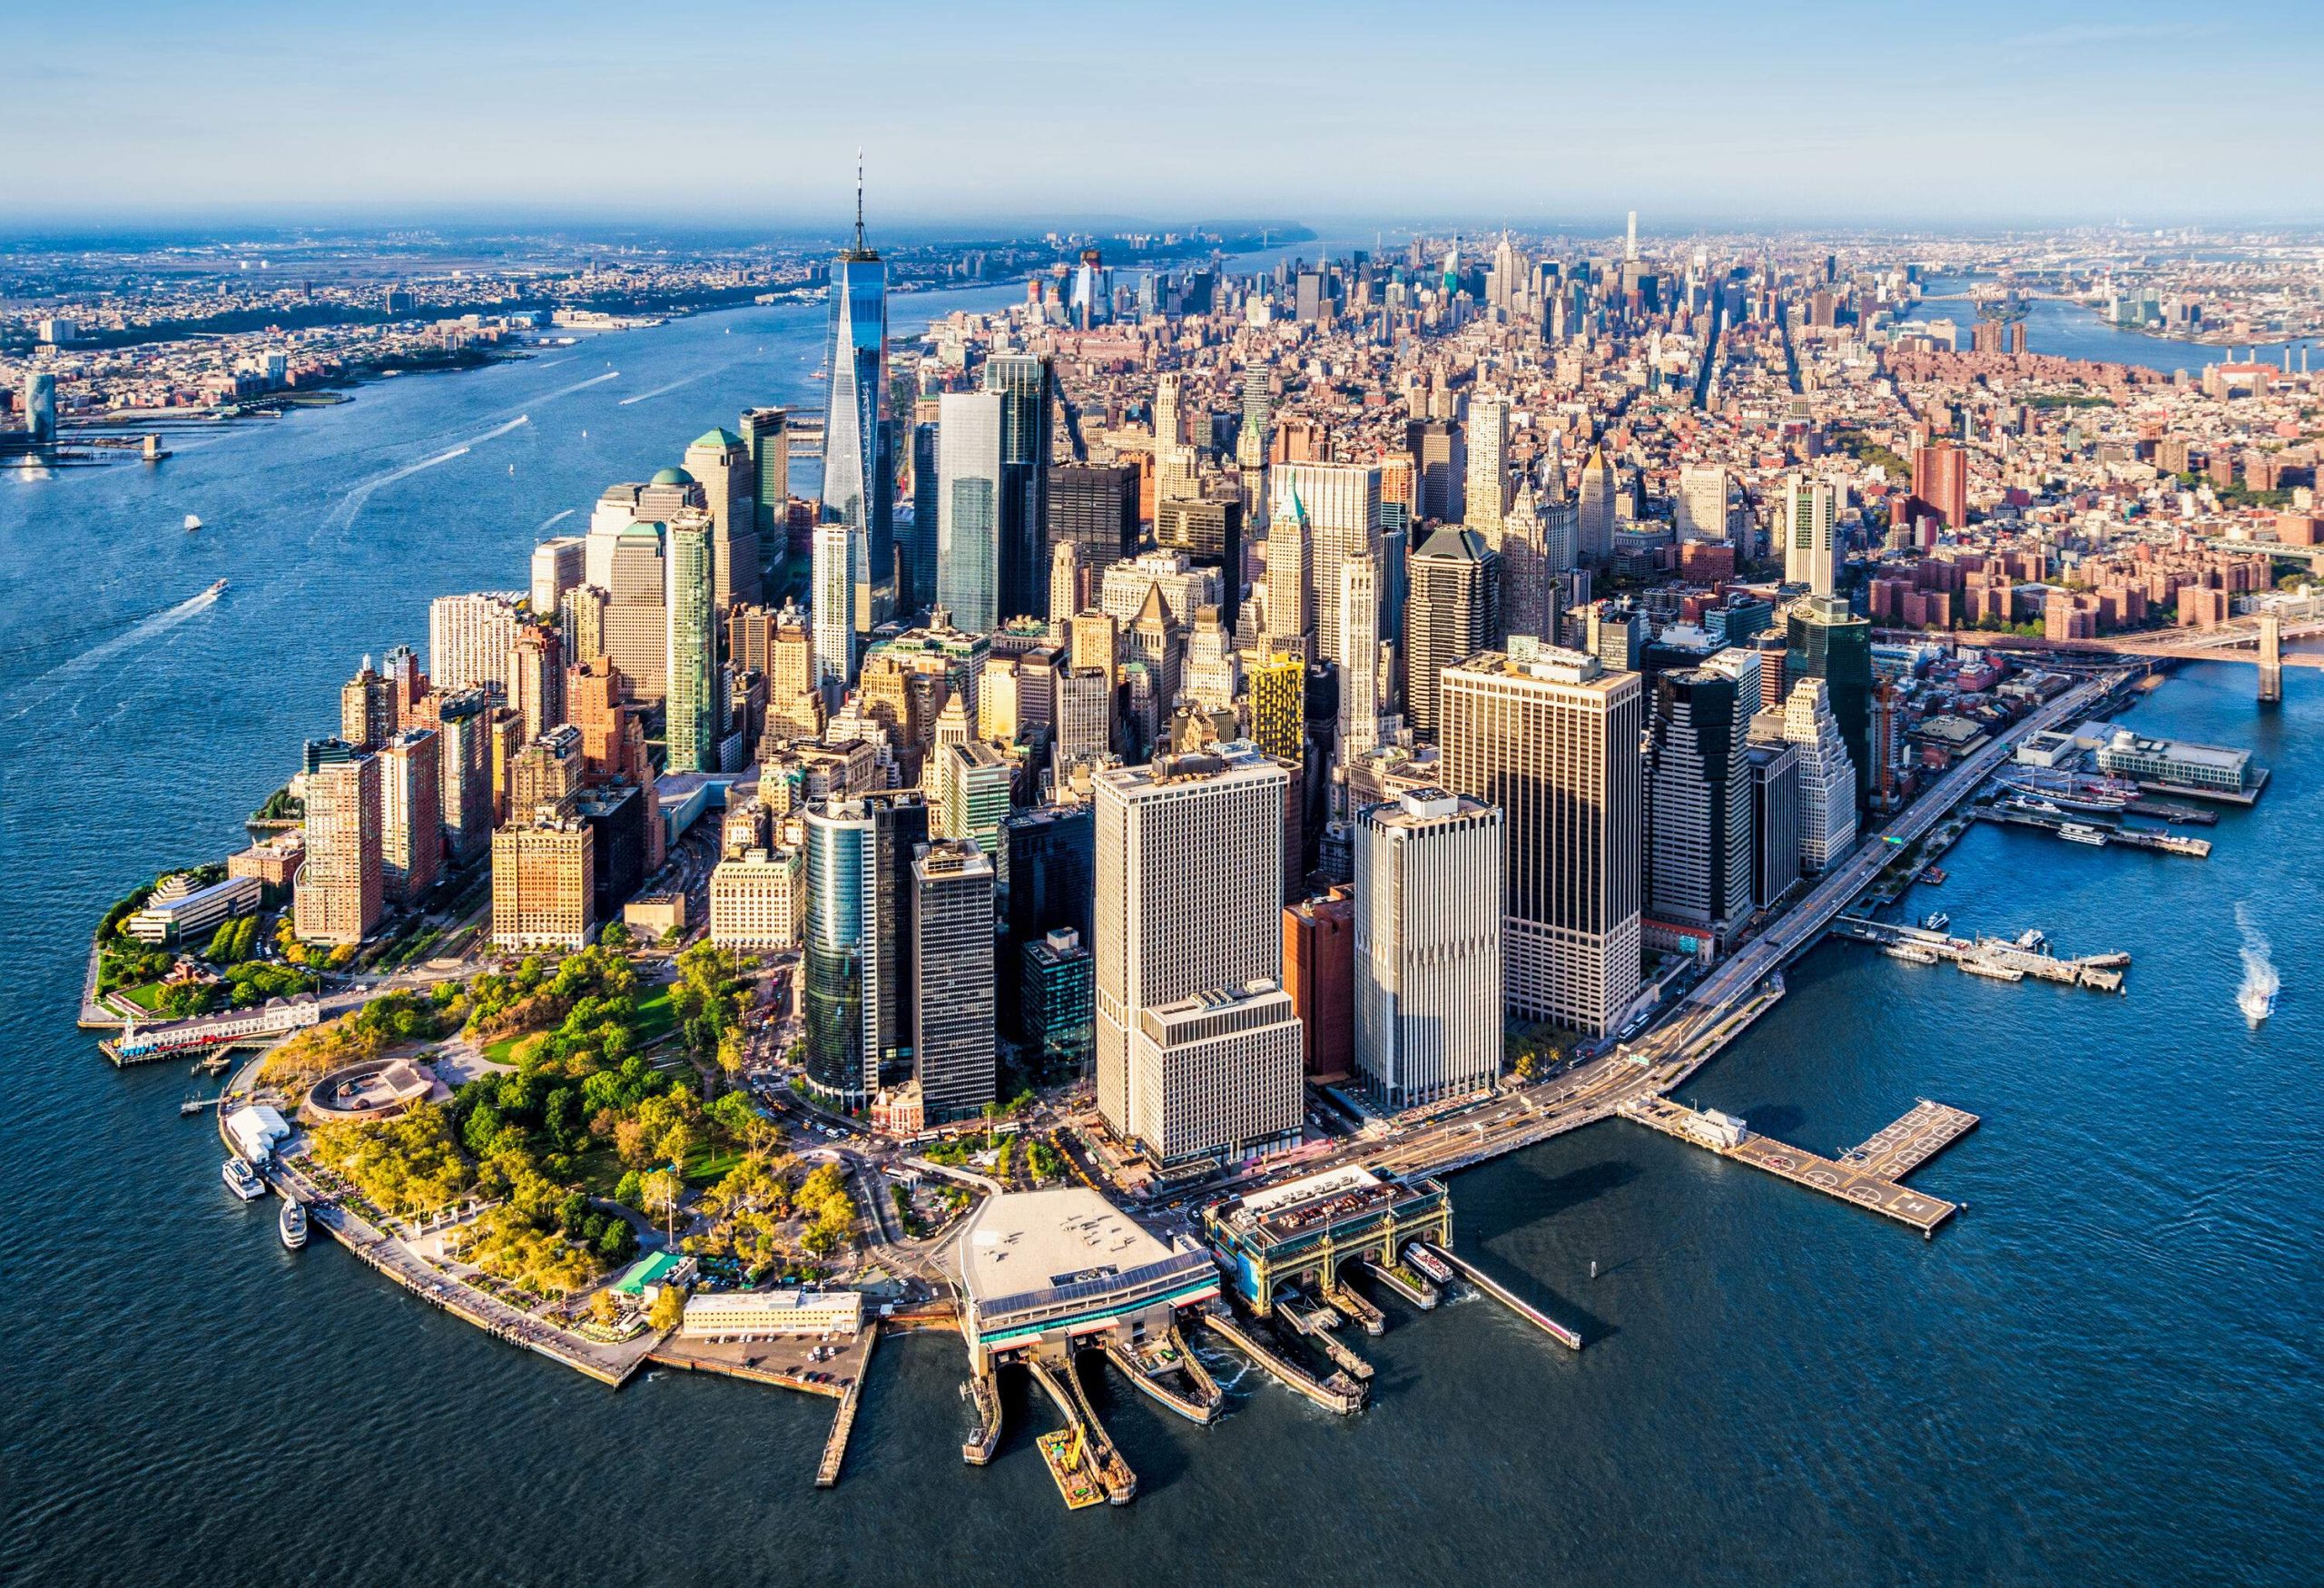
[1839,1100,1981,1181]
[813,1319,878,1488]
[1196,1301,1365,1414]
[1619,1096,1965,1238]
[1413,1243,1583,1350]
[1831,916,2128,993]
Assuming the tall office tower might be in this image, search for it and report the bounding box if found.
[1283,888,1354,1081]
[684,428,762,613]
[340,661,397,750]
[911,839,997,1122]
[508,726,584,820]
[1246,643,1305,764]
[1000,801,1095,1022]
[1048,541,1081,629]
[487,707,526,827]
[1048,461,1140,565]
[292,739,382,947]
[558,585,607,676]
[1353,789,1505,1108]
[383,644,428,725]
[1540,451,1581,573]
[1576,445,1618,564]
[1464,394,1511,534]
[759,599,822,741]
[1263,493,1310,648]
[803,791,928,1108]
[1068,610,1118,684]
[1185,604,1240,712]
[530,534,587,617]
[935,390,1004,635]
[1127,981,1303,1166]
[1236,369,1271,529]
[378,726,441,907]
[817,169,889,687]
[1781,678,1858,871]
[984,352,1054,625]
[1785,596,1873,811]
[1911,439,1969,530]
[426,688,496,866]
[1021,928,1095,1075]
[904,418,940,616]
[739,406,791,557]
[1337,555,1382,764]
[603,520,668,700]
[1677,465,1731,542]
[1272,462,1381,665]
[506,623,564,745]
[1404,527,1502,741]
[1783,476,1840,595]
[1498,479,1554,642]
[1092,748,1290,1150]
[1644,650,1756,944]
[1157,494,1245,600]
[1747,737,1802,907]
[490,814,595,950]
[942,740,1013,857]
[427,592,525,695]
[566,657,642,784]
[1153,372,1197,504]
[1404,418,1465,523]
[1052,666,1113,772]
[1441,646,1644,1036]
[1626,210,1639,262]
[23,371,57,443]
[662,510,718,774]
[1128,584,1183,705]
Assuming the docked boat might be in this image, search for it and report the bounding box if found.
[1403,1242,1455,1286]
[222,1157,266,1200]
[179,1095,213,1117]
[1960,958,2027,983]
[2057,824,2109,847]
[1921,912,1951,932]
[1885,944,1942,965]
[279,1198,309,1249]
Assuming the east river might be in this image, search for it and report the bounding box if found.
[2,289,2319,1587]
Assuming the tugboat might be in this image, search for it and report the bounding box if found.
[222,1157,266,1201]
[279,1198,309,1249]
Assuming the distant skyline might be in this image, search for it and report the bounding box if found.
[7,0,2323,227]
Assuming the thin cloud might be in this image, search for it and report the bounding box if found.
[2004,21,2217,49]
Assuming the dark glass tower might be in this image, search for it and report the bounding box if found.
[984,352,1054,625]
[1786,596,1873,812]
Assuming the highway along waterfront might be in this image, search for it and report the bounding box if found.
[4,299,2320,1582]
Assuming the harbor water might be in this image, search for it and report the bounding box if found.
[3,299,2320,1587]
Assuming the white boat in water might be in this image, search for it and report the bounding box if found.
[184,513,202,531]
[1886,944,1942,965]
[2057,824,2109,847]
[222,1157,266,1200]
[280,1198,309,1249]
[2239,983,2277,1024]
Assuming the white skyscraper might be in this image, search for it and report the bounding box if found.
[427,592,526,695]
[1677,464,1731,542]
[1353,789,1505,1109]
[1782,677,1858,872]
[1337,555,1382,764]
[1785,476,1841,596]
[1093,747,1290,1151]
[1464,393,1511,534]
[1264,490,1310,650]
[1271,462,1381,666]
[1153,372,1197,504]
[1128,982,1303,1166]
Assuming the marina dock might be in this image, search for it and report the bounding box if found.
[812,1320,877,1488]
[1411,1242,1583,1350]
[960,1365,1004,1463]
[1618,1096,1970,1238]
[1100,1326,1223,1424]
[1024,1355,1137,1504]
[1830,916,2129,992]
[1196,1300,1366,1415]
[1974,803,2211,858]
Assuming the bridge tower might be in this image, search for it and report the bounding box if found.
[2258,612,2283,704]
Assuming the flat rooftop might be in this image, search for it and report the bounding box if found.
[954,1187,1178,1310]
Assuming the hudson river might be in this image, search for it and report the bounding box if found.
[2,291,2318,1587]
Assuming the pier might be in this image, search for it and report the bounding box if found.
[1361,1254,1440,1309]
[1830,916,2129,992]
[1974,803,2211,858]
[1618,1096,1970,1238]
[1321,1271,1388,1334]
[1024,1355,1137,1504]
[1411,1243,1583,1350]
[813,1321,878,1488]
[1100,1324,1223,1424]
[1196,1300,1366,1415]
[1279,1293,1376,1380]
[960,1365,1004,1463]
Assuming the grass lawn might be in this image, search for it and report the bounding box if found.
[483,1033,525,1065]
[631,984,677,1043]
[115,981,168,1012]
[684,1144,747,1186]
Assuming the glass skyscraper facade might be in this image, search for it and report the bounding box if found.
[803,792,928,1108]
[1785,596,1873,812]
[935,391,1003,635]
[664,512,718,773]
[983,351,1053,625]
[815,202,888,691]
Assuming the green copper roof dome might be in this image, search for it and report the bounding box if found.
[649,466,694,486]
[692,427,744,450]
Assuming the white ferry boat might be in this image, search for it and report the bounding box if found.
[279,1198,309,1249]
[222,1158,265,1200]
[2058,824,2109,847]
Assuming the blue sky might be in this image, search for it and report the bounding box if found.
[5,1,2319,229]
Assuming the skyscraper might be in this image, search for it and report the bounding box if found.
[1353,789,1504,1108]
[1404,527,1502,741]
[739,406,791,571]
[340,661,397,751]
[1784,476,1840,595]
[1780,678,1858,872]
[1048,461,1140,565]
[530,535,586,617]
[905,417,940,616]
[1337,555,1382,763]
[1644,649,1756,945]
[427,592,525,695]
[378,726,441,907]
[985,352,1054,624]
[1271,462,1381,666]
[1263,492,1310,650]
[803,792,928,1109]
[1093,748,1290,1149]
[1911,439,1969,529]
[506,623,564,745]
[816,165,889,689]
[1441,646,1643,1036]
[427,688,496,866]
[1677,464,1731,542]
[1576,445,1618,564]
[664,509,719,774]
[684,427,762,613]
[911,839,996,1123]
[1786,595,1873,810]
[603,520,668,700]
[1464,393,1511,534]
[293,739,381,947]
[1748,737,1802,907]
[935,390,1004,635]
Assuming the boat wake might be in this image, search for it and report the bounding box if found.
[331,414,532,529]
[532,508,576,535]
[2235,902,2278,1025]
[617,371,708,406]
[2,582,226,713]
[537,369,620,405]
